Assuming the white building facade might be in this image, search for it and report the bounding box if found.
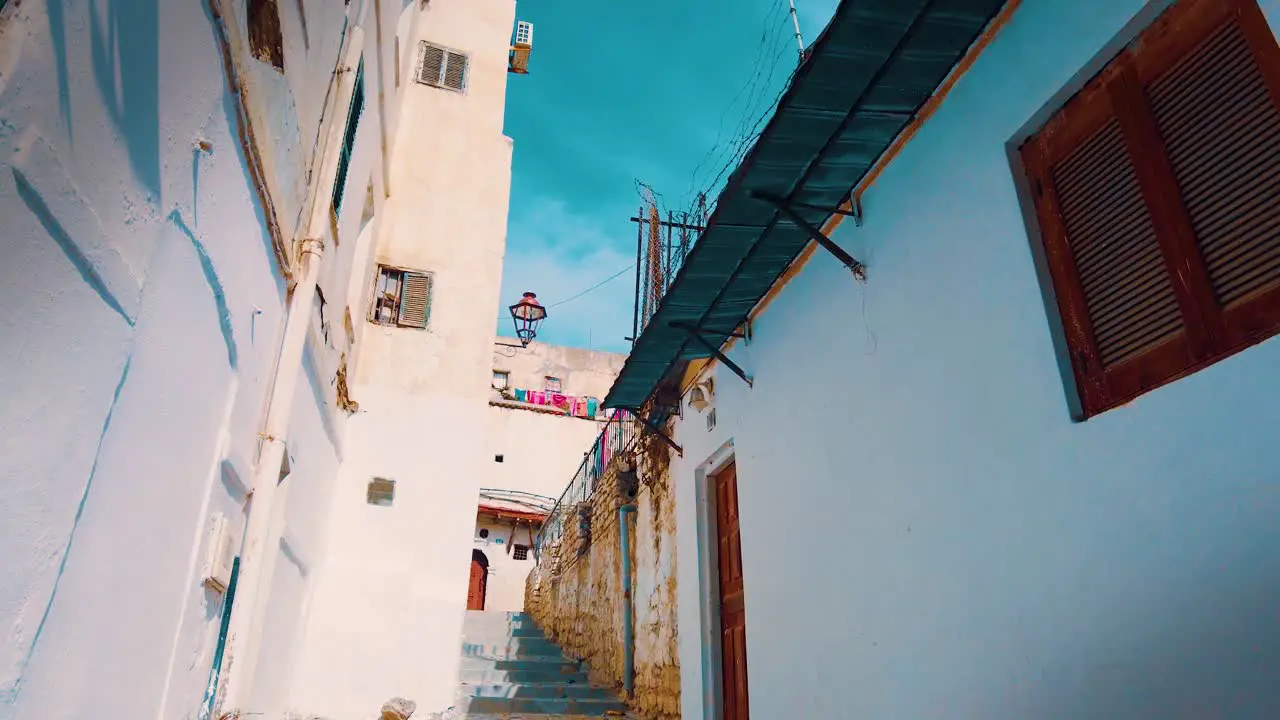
[472,341,625,612]
[0,0,527,717]
[589,1,1280,718]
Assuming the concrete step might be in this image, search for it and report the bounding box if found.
[463,611,536,625]
[459,656,581,673]
[458,666,591,685]
[462,639,566,659]
[462,623,547,640]
[456,695,629,715]
[462,682,615,700]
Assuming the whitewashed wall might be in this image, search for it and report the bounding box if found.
[669,2,1280,719]
[0,0,396,717]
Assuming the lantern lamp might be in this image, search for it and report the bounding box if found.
[509,292,547,347]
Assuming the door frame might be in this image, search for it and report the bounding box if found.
[693,440,737,719]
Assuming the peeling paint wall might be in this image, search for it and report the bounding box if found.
[526,431,681,719]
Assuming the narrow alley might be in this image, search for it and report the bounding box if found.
[4,0,1280,718]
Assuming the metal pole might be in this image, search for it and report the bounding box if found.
[631,207,643,347]
[619,504,638,698]
[789,0,805,59]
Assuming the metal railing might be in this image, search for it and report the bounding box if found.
[533,410,638,562]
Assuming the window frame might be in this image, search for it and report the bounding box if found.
[492,370,510,390]
[1020,0,1280,419]
[368,264,433,330]
[544,376,562,393]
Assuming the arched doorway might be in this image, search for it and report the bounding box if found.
[467,549,489,610]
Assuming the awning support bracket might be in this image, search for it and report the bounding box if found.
[671,322,754,388]
[752,192,868,279]
[632,410,683,457]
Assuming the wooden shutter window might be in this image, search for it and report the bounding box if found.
[397,272,432,329]
[418,42,445,86]
[1050,118,1184,368]
[1146,19,1280,315]
[1022,0,1280,418]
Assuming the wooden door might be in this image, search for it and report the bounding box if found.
[467,551,488,611]
[715,462,749,720]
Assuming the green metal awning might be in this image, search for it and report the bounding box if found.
[604,0,1010,411]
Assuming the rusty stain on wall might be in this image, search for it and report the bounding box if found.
[527,426,680,719]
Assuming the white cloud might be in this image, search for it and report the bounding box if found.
[498,198,636,353]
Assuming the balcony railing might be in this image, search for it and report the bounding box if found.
[533,409,638,562]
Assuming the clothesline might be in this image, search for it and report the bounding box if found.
[507,388,601,419]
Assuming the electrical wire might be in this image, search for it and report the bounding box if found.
[547,263,635,308]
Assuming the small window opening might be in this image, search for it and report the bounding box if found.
[370,265,432,329]
[367,477,395,506]
[544,376,561,393]
[479,528,490,539]
[492,370,510,389]
[512,544,529,561]
[494,454,504,463]
[247,0,285,70]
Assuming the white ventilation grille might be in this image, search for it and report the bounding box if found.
[417,41,468,92]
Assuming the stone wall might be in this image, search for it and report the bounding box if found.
[526,431,680,719]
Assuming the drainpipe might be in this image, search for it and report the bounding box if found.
[216,23,367,717]
[618,504,638,698]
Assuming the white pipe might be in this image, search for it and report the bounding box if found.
[216,21,367,716]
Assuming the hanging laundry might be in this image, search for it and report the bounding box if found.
[586,397,599,419]
[514,388,527,402]
[529,390,545,405]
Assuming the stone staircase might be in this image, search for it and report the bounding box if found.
[454,610,630,717]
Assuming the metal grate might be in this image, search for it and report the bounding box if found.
[512,544,529,561]
[397,272,432,328]
[1051,119,1183,367]
[1149,20,1280,308]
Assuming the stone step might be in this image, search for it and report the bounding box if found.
[456,695,629,716]
[462,639,565,658]
[462,682,615,700]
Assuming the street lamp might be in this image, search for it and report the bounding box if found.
[509,292,547,347]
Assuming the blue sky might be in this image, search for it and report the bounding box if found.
[495,0,838,353]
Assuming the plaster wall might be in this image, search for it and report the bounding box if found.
[670,2,1280,719]
[524,435,680,719]
[295,0,519,714]
[0,0,394,716]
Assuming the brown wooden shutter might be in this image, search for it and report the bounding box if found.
[1140,0,1280,345]
[443,51,468,91]
[397,272,432,329]
[1022,0,1280,418]
[418,42,445,86]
